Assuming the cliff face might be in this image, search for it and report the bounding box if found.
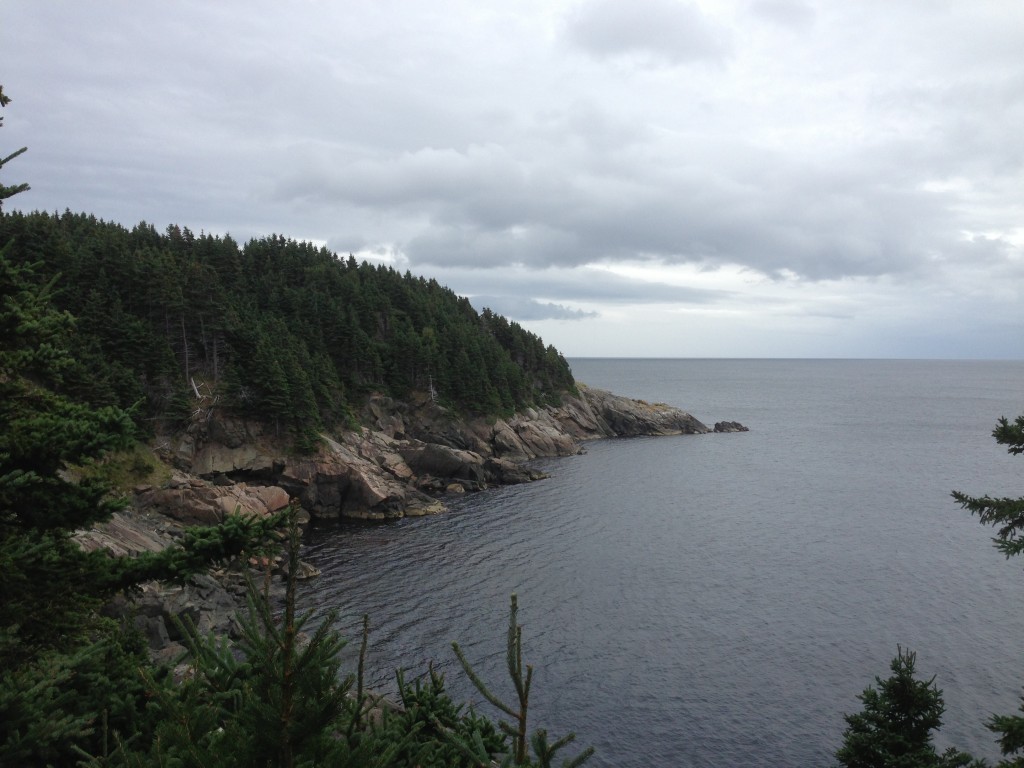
[74,384,744,658]
[143,383,739,523]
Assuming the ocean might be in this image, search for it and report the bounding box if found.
[301,358,1024,766]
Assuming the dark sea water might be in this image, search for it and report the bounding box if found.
[301,359,1024,767]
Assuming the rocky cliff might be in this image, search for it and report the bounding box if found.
[153,383,737,523]
[74,383,745,656]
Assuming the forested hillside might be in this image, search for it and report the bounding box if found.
[0,201,593,763]
[0,210,575,449]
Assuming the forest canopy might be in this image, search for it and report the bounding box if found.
[0,211,576,449]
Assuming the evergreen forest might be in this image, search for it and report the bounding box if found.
[0,209,575,451]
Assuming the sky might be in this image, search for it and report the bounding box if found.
[3,1,1023,358]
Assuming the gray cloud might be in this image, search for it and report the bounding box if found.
[749,0,815,29]
[563,0,732,65]
[4,0,1023,358]
[308,145,974,283]
[469,296,598,321]
[428,265,733,307]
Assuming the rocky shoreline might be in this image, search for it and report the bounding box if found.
[75,384,746,658]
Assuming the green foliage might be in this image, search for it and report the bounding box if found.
[955,413,1024,766]
[389,665,507,767]
[0,640,94,764]
[453,594,594,768]
[835,412,1024,768]
[114,572,591,768]
[0,211,576,445]
[0,229,280,763]
[835,647,978,768]
[0,103,163,756]
[0,246,139,658]
[988,704,1024,768]
[74,443,172,495]
[125,509,361,768]
[109,513,539,768]
[0,590,174,765]
[0,85,30,207]
[953,415,1024,558]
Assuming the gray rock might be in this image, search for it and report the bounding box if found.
[714,421,749,433]
[135,614,171,650]
[559,384,710,437]
[485,457,549,485]
[399,443,486,483]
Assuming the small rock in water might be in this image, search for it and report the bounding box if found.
[713,420,749,433]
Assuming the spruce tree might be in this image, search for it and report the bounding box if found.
[835,647,977,767]
[0,87,279,764]
[0,240,282,765]
[954,413,1024,765]
[132,509,347,767]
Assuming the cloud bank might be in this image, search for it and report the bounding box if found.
[3,0,1023,357]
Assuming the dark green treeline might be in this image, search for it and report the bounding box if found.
[0,210,575,448]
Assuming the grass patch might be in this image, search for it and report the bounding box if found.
[78,441,173,492]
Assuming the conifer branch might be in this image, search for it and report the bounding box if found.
[453,593,591,767]
[452,640,517,720]
[1,146,27,166]
[352,613,370,732]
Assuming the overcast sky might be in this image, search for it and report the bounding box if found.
[3,1,1023,358]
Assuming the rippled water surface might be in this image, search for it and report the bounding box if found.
[301,359,1024,767]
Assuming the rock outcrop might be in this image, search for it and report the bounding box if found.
[133,472,291,526]
[714,420,750,433]
[151,382,740,523]
[76,509,277,660]
[550,383,710,439]
[77,382,745,658]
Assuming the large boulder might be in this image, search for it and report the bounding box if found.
[73,510,175,556]
[134,473,290,525]
[362,394,411,438]
[398,443,486,484]
[281,435,443,521]
[506,416,581,457]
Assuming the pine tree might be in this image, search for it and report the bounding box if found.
[835,647,978,767]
